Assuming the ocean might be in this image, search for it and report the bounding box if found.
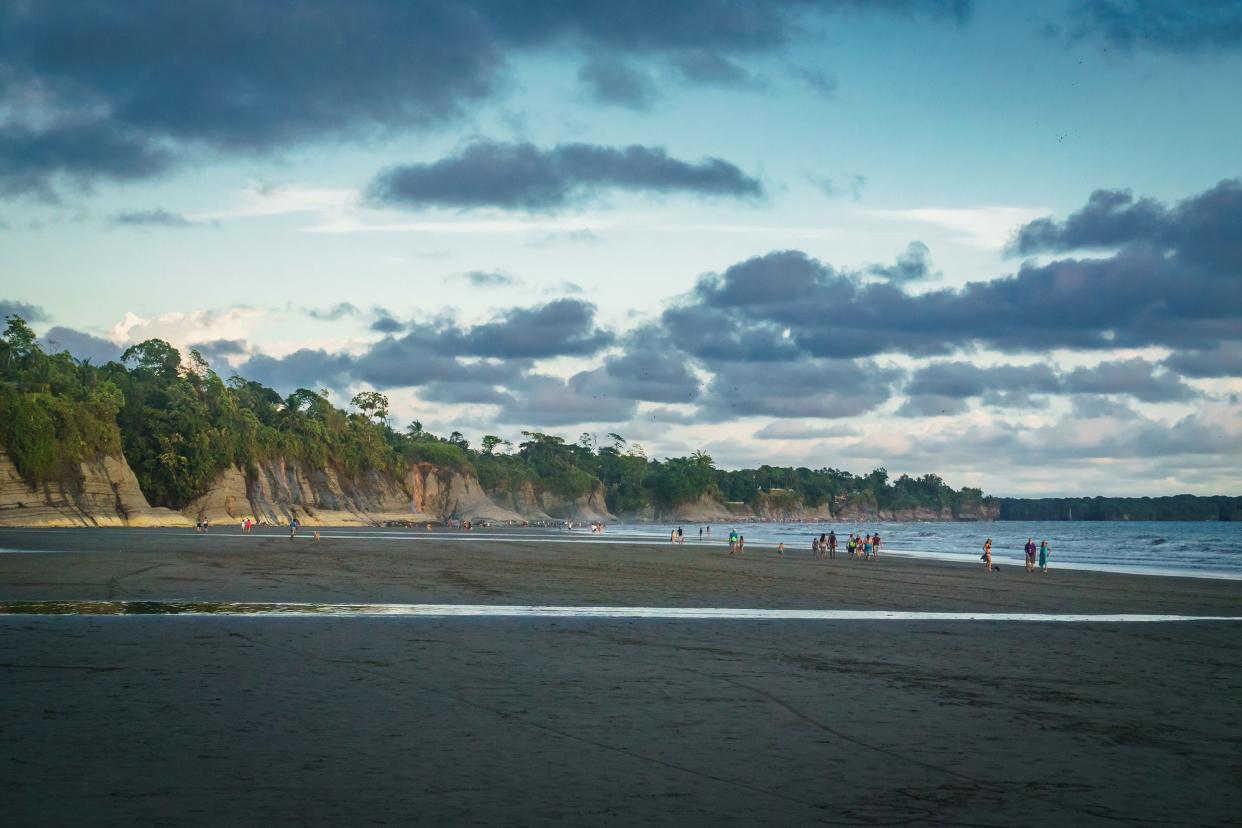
[603,519,1242,580]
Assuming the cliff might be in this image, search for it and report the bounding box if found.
[0,449,188,527]
[184,459,526,526]
[487,480,615,522]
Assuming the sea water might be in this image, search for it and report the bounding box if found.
[603,520,1242,579]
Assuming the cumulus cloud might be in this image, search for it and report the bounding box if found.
[867,240,940,284]
[1062,358,1198,402]
[368,141,764,211]
[666,179,1242,361]
[1164,343,1242,378]
[0,299,49,322]
[698,358,900,420]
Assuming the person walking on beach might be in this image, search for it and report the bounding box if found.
[728,528,738,554]
[1024,538,1037,572]
[862,533,873,560]
[828,530,837,559]
[818,533,828,559]
[982,537,993,572]
[872,532,881,559]
[1039,539,1051,573]
[671,529,677,544]
[678,527,685,544]
[699,527,703,541]
[737,534,745,554]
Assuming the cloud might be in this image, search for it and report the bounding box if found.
[577,58,657,108]
[306,302,360,321]
[672,51,757,86]
[791,65,838,98]
[106,308,263,350]
[455,299,614,358]
[234,298,610,395]
[0,299,49,322]
[1163,343,1242,378]
[698,358,900,419]
[815,174,867,201]
[867,240,940,284]
[870,205,1048,249]
[895,394,970,417]
[0,1,971,196]
[1062,358,1198,402]
[0,119,170,198]
[906,361,1061,398]
[496,373,639,426]
[38,326,122,364]
[237,348,355,390]
[666,178,1242,362]
[753,421,858,439]
[370,316,404,334]
[368,141,764,211]
[111,208,195,227]
[448,270,519,288]
[1064,0,1242,54]
[187,338,247,369]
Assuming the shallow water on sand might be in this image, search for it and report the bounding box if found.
[606,520,1242,578]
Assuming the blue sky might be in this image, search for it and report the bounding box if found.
[3,0,1241,496]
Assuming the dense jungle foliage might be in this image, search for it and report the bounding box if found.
[4,314,1232,519]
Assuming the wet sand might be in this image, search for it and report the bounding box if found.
[3,527,1241,825]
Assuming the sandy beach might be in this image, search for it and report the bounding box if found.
[3,527,1241,825]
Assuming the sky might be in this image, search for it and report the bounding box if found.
[2,0,1241,497]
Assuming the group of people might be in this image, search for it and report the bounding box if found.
[982,537,1051,573]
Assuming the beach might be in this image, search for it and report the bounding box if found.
[3,527,1241,825]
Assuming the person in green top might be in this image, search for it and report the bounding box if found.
[728,529,739,555]
[1039,539,1051,573]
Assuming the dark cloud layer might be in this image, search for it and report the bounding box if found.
[368,141,763,211]
[0,1,969,195]
[1,299,49,322]
[1065,0,1242,54]
[39,326,122,364]
[900,358,1196,415]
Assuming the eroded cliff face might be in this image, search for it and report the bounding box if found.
[183,459,526,525]
[486,480,615,522]
[0,449,188,527]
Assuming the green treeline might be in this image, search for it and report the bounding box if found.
[999,496,1242,522]
[1,314,992,516]
[1,316,438,508]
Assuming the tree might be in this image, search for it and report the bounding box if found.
[350,390,389,423]
[121,339,182,379]
[481,435,504,455]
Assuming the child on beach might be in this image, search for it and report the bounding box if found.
[777,542,785,556]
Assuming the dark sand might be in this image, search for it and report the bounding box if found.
[3,527,1241,825]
